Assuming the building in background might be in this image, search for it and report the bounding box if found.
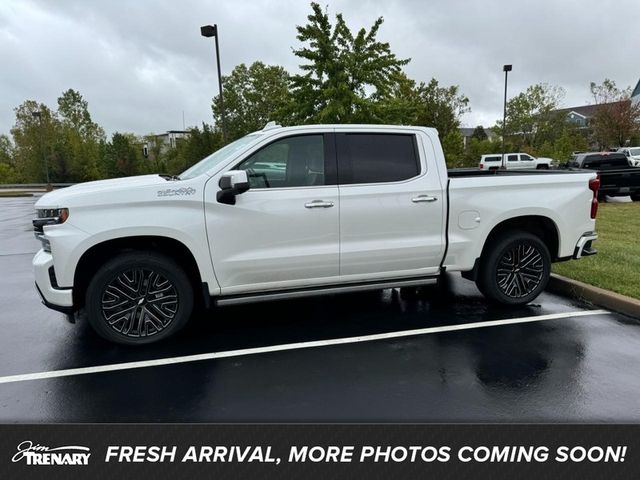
[459,127,497,148]
[555,79,640,131]
[141,130,191,157]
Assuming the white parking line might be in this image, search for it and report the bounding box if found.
[0,309,610,385]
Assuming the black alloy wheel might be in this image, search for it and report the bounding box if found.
[100,268,179,338]
[496,243,545,299]
[476,230,551,305]
[86,252,193,345]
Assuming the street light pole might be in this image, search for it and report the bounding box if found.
[31,110,50,188]
[201,24,228,143]
[501,64,512,170]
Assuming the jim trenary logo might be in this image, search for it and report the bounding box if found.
[12,440,91,465]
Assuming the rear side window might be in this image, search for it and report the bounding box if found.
[507,154,518,162]
[336,133,420,184]
[484,156,501,162]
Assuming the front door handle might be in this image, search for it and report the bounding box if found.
[305,200,334,209]
[412,195,438,203]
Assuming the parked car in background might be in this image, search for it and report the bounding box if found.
[617,147,640,167]
[479,153,552,170]
[566,151,640,200]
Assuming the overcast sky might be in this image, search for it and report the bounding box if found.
[2,0,639,137]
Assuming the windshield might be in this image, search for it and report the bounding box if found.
[180,134,261,179]
[629,148,640,156]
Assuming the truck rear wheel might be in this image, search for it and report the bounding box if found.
[85,252,193,345]
[476,231,550,305]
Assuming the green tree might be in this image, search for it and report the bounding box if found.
[0,134,19,183]
[413,79,469,139]
[105,133,142,177]
[290,2,409,123]
[462,137,503,167]
[175,123,223,173]
[441,129,465,167]
[57,89,105,181]
[375,74,469,138]
[471,125,488,141]
[212,62,293,140]
[10,101,61,183]
[495,83,565,149]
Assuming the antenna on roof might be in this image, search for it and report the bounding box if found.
[262,121,281,131]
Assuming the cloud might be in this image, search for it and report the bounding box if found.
[1,0,639,136]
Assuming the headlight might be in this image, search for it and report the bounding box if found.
[33,208,69,252]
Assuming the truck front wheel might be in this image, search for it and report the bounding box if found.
[85,252,194,345]
[476,231,551,305]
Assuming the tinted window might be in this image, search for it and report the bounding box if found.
[238,135,325,188]
[337,134,419,184]
[484,156,501,162]
[521,154,534,161]
[507,154,518,162]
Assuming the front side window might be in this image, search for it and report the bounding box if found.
[237,135,325,188]
[508,154,518,162]
[521,154,534,161]
[180,133,261,180]
[337,133,419,184]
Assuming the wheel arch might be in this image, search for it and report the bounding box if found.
[73,235,208,309]
[462,215,559,281]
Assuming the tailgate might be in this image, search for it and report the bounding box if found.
[599,168,640,194]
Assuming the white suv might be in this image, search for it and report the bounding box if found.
[617,147,640,167]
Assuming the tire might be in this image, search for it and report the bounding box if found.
[475,230,551,305]
[631,194,640,202]
[536,164,549,170]
[85,252,194,345]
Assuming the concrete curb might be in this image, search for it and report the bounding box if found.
[548,273,640,319]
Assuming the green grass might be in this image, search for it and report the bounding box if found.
[553,202,640,299]
[0,191,33,197]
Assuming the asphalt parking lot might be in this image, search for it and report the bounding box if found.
[1,195,639,422]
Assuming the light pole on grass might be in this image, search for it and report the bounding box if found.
[200,24,228,143]
[501,64,512,170]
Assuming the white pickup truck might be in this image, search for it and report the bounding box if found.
[33,124,600,345]
[479,153,553,170]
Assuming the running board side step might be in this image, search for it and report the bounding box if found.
[215,276,439,306]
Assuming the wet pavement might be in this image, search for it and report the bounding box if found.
[1,195,639,422]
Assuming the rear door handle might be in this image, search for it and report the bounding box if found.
[412,195,438,203]
[305,200,334,208]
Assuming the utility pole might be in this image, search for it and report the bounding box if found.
[201,24,228,143]
[501,64,512,170]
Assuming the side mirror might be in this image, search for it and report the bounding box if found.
[217,170,250,205]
